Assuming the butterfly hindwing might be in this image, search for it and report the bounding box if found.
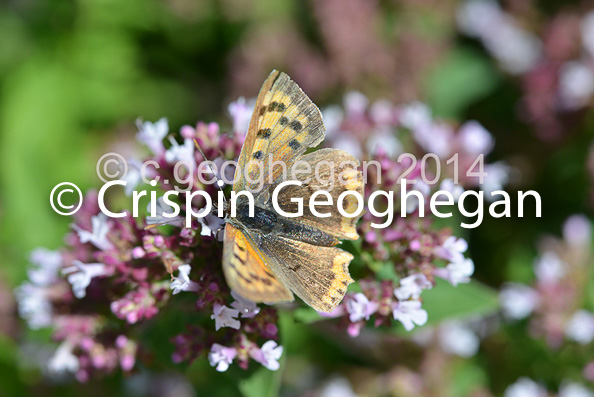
[234,70,325,195]
[259,234,354,312]
[222,223,294,303]
[271,148,364,241]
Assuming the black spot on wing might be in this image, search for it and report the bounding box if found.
[289,139,301,150]
[268,102,278,111]
[289,120,302,132]
[289,263,301,272]
[257,128,272,138]
[259,106,266,116]
[277,102,287,111]
[280,117,288,126]
[253,151,263,160]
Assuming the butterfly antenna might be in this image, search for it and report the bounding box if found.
[144,217,185,230]
[193,139,227,201]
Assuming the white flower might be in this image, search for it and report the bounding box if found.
[558,61,594,110]
[346,293,378,322]
[457,0,541,75]
[563,214,592,248]
[434,258,474,287]
[499,283,540,320]
[136,118,168,155]
[392,299,428,331]
[230,291,260,318]
[457,120,494,155]
[146,197,183,227]
[208,343,237,372]
[485,20,542,75]
[436,236,468,263]
[197,208,225,241]
[413,122,454,158]
[319,377,357,397]
[15,283,53,329]
[122,159,144,196]
[48,341,79,374]
[394,273,433,300]
[370,100,394,125]
[71,214,113,251]
[504,377,547,397]
[406,180,431,214]
[438,321,480,357]
[457,0,502,38]
[165,137,195,165]
[534,251,566,284]
[344,91,368,118]
[322,105,344,136]
[366,127,402,157]
[61,260,110,299]
[213,156,236,186]
[330,134,363,158]
[170,264,199,295]
[28,248,62,286]
[565,310,594,345]
[559,382,594,397]
[250,340,283,371]
[481,162,510,197]
[228,97,255,135]
[440,179,465,201]
[211,303,240,330]
[398,102,432,130]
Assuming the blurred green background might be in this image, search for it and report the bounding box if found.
[0,0,593,396]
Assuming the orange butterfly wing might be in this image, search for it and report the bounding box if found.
[222,223,293,303]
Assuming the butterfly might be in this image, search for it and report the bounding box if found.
[222,70,364,313]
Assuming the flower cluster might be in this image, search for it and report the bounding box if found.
[15,91,502,380]
[458,0,594,140]
[307,94,509,336]
[499,215,593,347]
[504,377,593,397]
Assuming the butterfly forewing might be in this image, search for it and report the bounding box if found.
[234,70,325,195]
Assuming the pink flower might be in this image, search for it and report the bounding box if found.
[346,293,378,322]
[228,97,254,135]
[211,303,240,330]
[208,343,237,372]
[230,291,260,318]
[250,340,283,371]
[457,120,494,155]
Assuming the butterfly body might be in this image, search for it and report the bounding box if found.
[222,70,364,312]
[230,202,340,247]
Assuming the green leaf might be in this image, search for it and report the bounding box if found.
[293,307,323,324]
[425,48,499,119]
[421,278,499,324]
[238,354,284,397]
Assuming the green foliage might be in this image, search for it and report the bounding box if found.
[425,48,499,119]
